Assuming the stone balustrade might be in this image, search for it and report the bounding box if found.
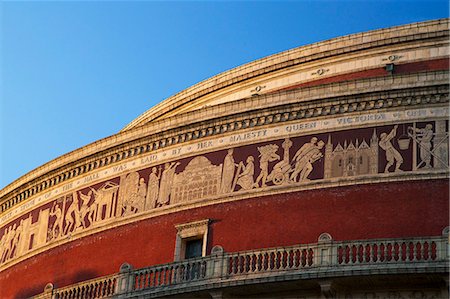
[31,235,449,299]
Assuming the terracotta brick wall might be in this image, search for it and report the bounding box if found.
[1,179,447,298]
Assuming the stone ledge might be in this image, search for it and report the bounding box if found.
[0,72,447,209]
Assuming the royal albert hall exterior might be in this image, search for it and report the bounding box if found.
[0,19,449,299]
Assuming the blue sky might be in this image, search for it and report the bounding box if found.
[1,1,448,189]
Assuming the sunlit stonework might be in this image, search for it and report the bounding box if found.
[0,19,448,299]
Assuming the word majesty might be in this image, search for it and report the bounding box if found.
[0,120,448,268]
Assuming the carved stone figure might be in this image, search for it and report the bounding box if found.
[409,124,433,168]
[49,202,63,240]
[235,156,255,190]
[78,190,92,229]
[145,167,160,209]
[9,220,23,259]
[137,178,147,210]
[157,162,180,206]
[0,226,13,262]
[220,149,237,194]
[255,144,280,188]
[0,229,6,262]
[379,125,404,173]
[299,140,325,181]
[290,137,318,182]
[64,194,82,234]
[119,172,143,216]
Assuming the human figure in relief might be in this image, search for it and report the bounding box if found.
[146,167,160,209]
[236,156,255,190]
[136,178,147,211]
[1,225,15,262]
[409,124,434,168]
[290,137,318,182]
[0,229,6,263]
[298,140,325,181]
[0,227,12,262]
[379,125,404,173]
[49,202,63,239]
[220,149,237,194]
[254,144,280,188]
[157,162,180,206]
[64,194,82,234]
[9,220,23,259]
[78,190,92,228]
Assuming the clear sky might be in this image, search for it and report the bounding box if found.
[0,1,448,189]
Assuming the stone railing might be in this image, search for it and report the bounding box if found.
[31,235,449,299]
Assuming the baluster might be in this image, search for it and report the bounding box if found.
[194,262,200,280]
[157,268,162,286]
[380,243,385,263]
[372,243,377,263]
[357,244,363,264]
[287,250,293,269]
[93,283,98,298]
[258,253,263,272]
[251,254,256,272]
[351,245,356,264]
[275,251,281,270]
[386,243,392,262]
[337,246,342,264]
[423,242,430,260]
[416,242,422,261]
[345,245,350,264]
[150,270,155,287]
[409,242,415,261]
[302,249,307,267]
[168,266,174,285]
[102,280,107,296]
[173,266,178,284]
[164,267,169,285]
[270,251,275,270]
[245,255,250,273]
[308,248,314,267]
[431,241,437,260]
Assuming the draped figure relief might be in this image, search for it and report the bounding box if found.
[145,167,161,209]
[409,124,434,169]
[157,162,180,207]
[234,156,255,191]
[1,120,448,268]
[119,172,144,216]
[220,149,237,194]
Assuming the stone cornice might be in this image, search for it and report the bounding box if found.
[0,72,448,213]
[123,18,449,130]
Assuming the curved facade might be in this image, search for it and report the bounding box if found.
[0,19,449,299]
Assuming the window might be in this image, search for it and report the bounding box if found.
[185,238,203,259]
[174,219,209,261]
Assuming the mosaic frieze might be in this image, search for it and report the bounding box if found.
[0,119,448,268]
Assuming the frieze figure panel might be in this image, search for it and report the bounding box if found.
[0,120,448,268]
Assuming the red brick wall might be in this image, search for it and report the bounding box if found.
[1,179,447,298]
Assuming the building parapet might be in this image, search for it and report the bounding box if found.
[31,234,449,299]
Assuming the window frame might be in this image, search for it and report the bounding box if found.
[174,219,209,261]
